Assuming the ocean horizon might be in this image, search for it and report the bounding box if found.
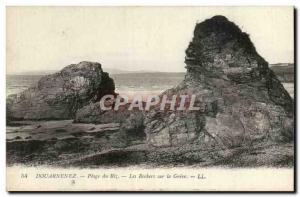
[6,72,294,99]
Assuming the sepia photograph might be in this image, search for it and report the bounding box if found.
[5,6,295,191]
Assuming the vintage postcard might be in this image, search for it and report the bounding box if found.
[6,6,295,191]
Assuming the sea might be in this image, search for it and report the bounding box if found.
[6,73,294,98]
[6,73,184,97]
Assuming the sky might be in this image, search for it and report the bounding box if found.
[6,6,294,74]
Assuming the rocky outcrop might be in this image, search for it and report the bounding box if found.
[145,16,294,148]
[7,61,115,120]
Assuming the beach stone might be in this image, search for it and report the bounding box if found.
[7,61,115,120]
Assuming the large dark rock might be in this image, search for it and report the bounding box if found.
[145,16,294,148]
[7,61,115,120]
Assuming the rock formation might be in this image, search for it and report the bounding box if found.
[7,61,115,120]
[144,16,294,148]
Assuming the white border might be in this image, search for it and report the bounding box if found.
[1,0,299,196]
